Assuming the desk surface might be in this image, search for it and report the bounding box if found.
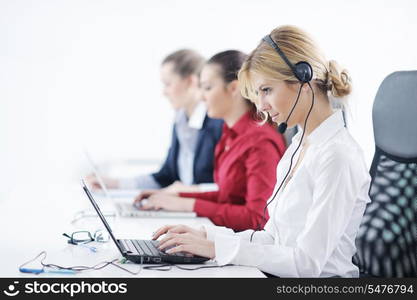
[0,183,264,278]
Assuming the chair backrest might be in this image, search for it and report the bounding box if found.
[354,71,417,277]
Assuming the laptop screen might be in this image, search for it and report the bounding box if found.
[83,149,111,199]
[81,180,125,256]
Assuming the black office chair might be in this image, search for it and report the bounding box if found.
[353,71,417,277]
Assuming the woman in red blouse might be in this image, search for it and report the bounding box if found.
[135,50,286,231]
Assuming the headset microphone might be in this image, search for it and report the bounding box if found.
[277,82,304,134]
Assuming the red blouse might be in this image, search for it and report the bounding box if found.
[180,111,286,231]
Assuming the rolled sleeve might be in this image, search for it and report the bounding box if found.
[203,224,235,241]
[214,234,241,266]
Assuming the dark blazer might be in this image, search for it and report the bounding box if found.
[151,116,223,188]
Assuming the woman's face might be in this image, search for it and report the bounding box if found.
[160,62,192,110]
[199,64,231,119]
[252,73,307,128]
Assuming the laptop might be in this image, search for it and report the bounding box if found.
[81,180,209,264]
[83,149,196,218]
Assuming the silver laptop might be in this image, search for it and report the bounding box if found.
[83,149,196,218]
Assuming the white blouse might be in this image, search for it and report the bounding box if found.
[204,110,371,277]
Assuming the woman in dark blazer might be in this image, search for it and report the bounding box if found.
[88,49,223,191]
[153,115,223,188]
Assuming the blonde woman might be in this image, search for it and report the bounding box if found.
[151,25,371,278]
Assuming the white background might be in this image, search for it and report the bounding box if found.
[1,0,417,201]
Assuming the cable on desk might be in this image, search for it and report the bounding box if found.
[20,251,231,274]
[19,251,142,275]
[141,263,232,271]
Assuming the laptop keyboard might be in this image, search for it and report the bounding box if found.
[129,239,184,257]
[132,240,159,256]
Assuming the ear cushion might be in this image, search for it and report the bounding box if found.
[294,61,313,83]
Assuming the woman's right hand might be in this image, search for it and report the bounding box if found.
[160,181,201,194]
[133,189,159,207]
[85,174,119,190]
[151,224,207,240]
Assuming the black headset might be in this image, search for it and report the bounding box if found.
[249,35,315,242]
[262,35,313,134]
[263,35,313,84]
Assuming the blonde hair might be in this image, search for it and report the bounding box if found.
[238,25,352,107]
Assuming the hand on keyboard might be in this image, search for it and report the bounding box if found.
[133,198,148,209]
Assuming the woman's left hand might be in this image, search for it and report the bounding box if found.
[157,232,215,259]
[141,194,196,212]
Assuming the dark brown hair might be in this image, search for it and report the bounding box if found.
[207,50,247,83]
[208,50,271,123]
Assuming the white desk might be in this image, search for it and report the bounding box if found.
[0,183,264,278]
